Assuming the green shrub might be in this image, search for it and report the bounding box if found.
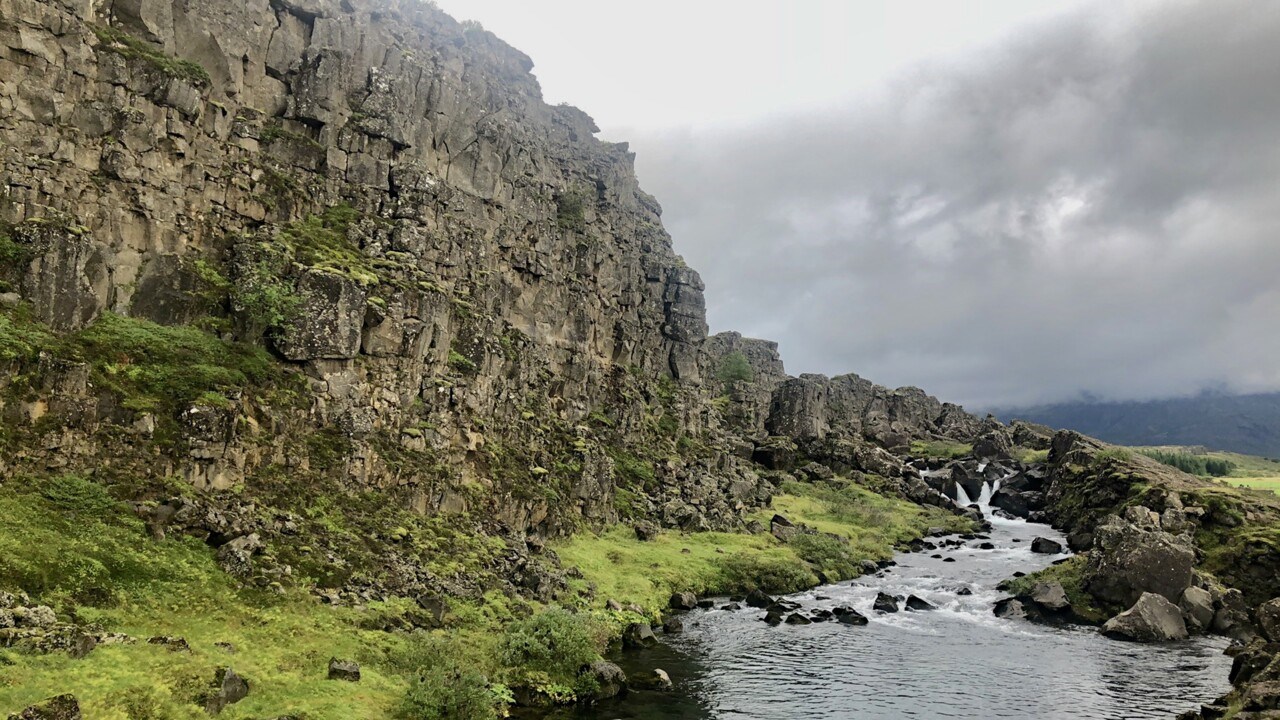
[38,475,118,516]
[1139,449,1235,477]
[717,552,817,594]
[64,312,276,415]
[788,533,859,581]
[716,351,754,389]
[555,192,587,233]
[498,607,600,684]
[0,307,53,363]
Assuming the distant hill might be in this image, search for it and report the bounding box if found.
[1000,392,1280,458]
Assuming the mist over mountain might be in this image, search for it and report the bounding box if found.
[1000,392,1280,457]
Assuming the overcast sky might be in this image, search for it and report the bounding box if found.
[436,0,1280,410]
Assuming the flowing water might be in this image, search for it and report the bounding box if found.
[562,482,1233,720]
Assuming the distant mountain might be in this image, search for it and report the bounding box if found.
[999,392,1280,458]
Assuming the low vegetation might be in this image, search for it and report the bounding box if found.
[556,478,972,614]
[1001,555,1112,624]
[909,440,972,459]
[1137,448,1235,477]
[91,25,211,87]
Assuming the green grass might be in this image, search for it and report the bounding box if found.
[91,25,210,87]
[1002,555,1112,623]
[909,440,972,459]
[0,477,409,719]
[556,479,973,614]
[1131,446,1280,493]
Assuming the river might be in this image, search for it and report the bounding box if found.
[565,482,1233,719]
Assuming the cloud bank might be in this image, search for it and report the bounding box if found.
[629,0,1280,409]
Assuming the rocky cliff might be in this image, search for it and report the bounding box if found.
[0,0,986,604]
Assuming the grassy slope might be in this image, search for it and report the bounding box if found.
[1132,445,1280,492]
[556,480,973,613]
[0,480,411,719]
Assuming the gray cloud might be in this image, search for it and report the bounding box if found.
[626,0,1280,409]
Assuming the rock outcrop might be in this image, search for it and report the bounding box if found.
[1102,592,1189,642]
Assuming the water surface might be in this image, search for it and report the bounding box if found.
[568,489,1232,719]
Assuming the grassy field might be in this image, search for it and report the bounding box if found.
[555,478,974,613]
[1132,445,1280,493]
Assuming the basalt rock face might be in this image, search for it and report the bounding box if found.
[0,0,990,611]
[0,0,769,533]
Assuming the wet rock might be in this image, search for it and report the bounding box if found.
[1213,588,1255,640]
[873,592,899,613]
[994,598,1027,619]
[720,603,742,611]
[696,599,715,609]
[784,613,812,625]
[1028,582,1070,611]
[834,607,869,625]
[1030,537,1064,554]
[763,611,784,625]
[584,661,627,700]
[202,668,250,714]
[7,695,81,720]
[622,622,657,649]
[1102,592,1189,642]
[631,668,673,692]
[745,589,773,608]
[669,592,697,611]
[327,658,360,681]
[1180,587,1215,632]
[905,595,935,611]
[662,616,684,634]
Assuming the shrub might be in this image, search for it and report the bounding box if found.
[38,474,118,516]
[1139,449,1235,477]
[716,351,754,389]
[555,192,587,233]
[498,607,600,683]
[789,533,859,581]
[400,664,499,720]
[717,552,817,595]
[64,312,276,415]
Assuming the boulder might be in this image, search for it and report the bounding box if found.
[669,592,697,611]
[1102,592,1189,642]
[7,695,81,720]
[12,606,56,628]
[203,668,250,714]
[1028,582,1070,611]
[631,668,673,692]
[1256,597,1280,642]
[994,598,1027,619]
[583,661,627,700]
[745,589,773,609]
[873,592,899,613]
[905,595,935,611]
[1086,516,1195,607]
[622,622,657,649]
[327,658,360,682]
[1180,587,1215,632]
[1030,537,1064,554]
[1213,588,1255,640]
[662,616,684,634]
[833,607,869,625]
[633,521,658,541]
[784,613,812,625]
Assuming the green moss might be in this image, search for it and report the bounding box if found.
[1002,555,1112,623]
[555,192,587,233]
[60,312,280,416]
[0,305,54,363]
[556,478,972,613]
[909,440,973,459]
[277,204,382,286]
[91,25,211,87]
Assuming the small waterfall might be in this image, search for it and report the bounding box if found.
[955,483,973,506]
[977,481,994,506]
